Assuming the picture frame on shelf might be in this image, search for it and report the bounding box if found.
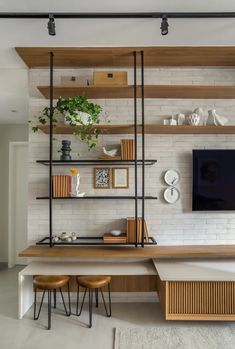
[112,168,129,189]
[93,168,111,189]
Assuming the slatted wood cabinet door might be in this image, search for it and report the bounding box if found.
[158,279,235,321]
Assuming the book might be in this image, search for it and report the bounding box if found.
[52,175,71,197]
[126,217,149,243]
[121,139,135,160]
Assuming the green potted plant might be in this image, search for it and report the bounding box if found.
[32,96,102,150]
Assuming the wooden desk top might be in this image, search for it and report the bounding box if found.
[19,245,235,258]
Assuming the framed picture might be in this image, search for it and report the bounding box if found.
[112,168,129,189]
[94,168,111,189]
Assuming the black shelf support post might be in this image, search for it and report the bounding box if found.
[133,51,138,247]
[141,50,145,248]
[49,51,54,247]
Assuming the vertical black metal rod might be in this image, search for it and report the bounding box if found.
[48,290,51,330]
[49,52,54,247]
[133,51,138,247]
[141,50,145,248]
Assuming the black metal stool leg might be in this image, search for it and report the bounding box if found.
[76,287,87,316]
[59,287,70,316]
[95,288,99,308]
[89,289,93,328]
[34,288,46,320]
[53,289,56,309]
[100,283,112,317]
[48,290,51,330]
[67,281,71,315]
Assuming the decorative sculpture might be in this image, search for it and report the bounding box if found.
[102,146,119,157]
[60,140,72,161]
[187,113,200,126]
[176,113,185,125]
[207,109,228,126]
[70,168,85,197]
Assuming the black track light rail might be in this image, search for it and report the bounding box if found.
[1,12,235,19]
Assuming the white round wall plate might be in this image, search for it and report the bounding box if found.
[164,169,180,186]
[164,187,180,204]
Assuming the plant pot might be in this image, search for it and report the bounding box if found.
[64,111,91,126]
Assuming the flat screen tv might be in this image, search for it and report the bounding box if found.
[193,150,235,211]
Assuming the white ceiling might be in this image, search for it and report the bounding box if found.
[1,0,235,123]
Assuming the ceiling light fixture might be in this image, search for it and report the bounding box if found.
[47,14,56,36]
[160,15,169,35]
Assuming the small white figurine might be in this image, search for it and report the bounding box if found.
[207,109,228,126]
[175,113,185,126]
[70,168,85,197]
[71,232,77,241]
[102,146,119,157]
[169,116,177,126]
[187,113,200,126]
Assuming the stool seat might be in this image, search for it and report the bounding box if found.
[34,275,70,290]
[77,276,111,289]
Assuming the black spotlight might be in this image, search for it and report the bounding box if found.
[160,15,169,35]
[48,14,56,36]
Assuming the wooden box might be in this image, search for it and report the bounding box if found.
[93,71,128,86]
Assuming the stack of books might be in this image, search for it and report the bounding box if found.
[121,139,135,160]
[103,233,127,244]
[52,175,71,197]
[126,217,149,243]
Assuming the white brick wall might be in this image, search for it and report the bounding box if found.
[28,68,235,245]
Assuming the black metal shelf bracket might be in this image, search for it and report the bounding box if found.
[133,51,138,248]
[141,50,145,248]
[49,52,54,248]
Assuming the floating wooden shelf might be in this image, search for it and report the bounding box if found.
[38,84,235,99]
[37,124,235,135]
[15,47,235,68]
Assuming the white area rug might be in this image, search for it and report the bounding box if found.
[115,326,235,349]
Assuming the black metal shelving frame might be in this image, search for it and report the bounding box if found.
[36,49,158,247]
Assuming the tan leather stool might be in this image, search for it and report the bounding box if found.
[33,275,71,330]
[76,276,111,328]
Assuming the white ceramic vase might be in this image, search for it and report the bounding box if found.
[64,111,91,126]
[187,113,200,126]
[207,109,228,126]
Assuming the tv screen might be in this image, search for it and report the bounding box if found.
[193,150,235,211]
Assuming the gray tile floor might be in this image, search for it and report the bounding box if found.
[0,265,235,349]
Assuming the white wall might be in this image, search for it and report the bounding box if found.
[28,67,235,246]
[0,125,28,262]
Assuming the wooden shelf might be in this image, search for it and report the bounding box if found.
[38,124,235,135]
[38,84,235,99]
[15,47,235,68]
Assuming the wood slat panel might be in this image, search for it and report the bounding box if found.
[37,125,235,135]
[164,281,235,320]
[19,244,235,258]
[38,85,235,99]
[15,47,235,68]
[35,275,158,292]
